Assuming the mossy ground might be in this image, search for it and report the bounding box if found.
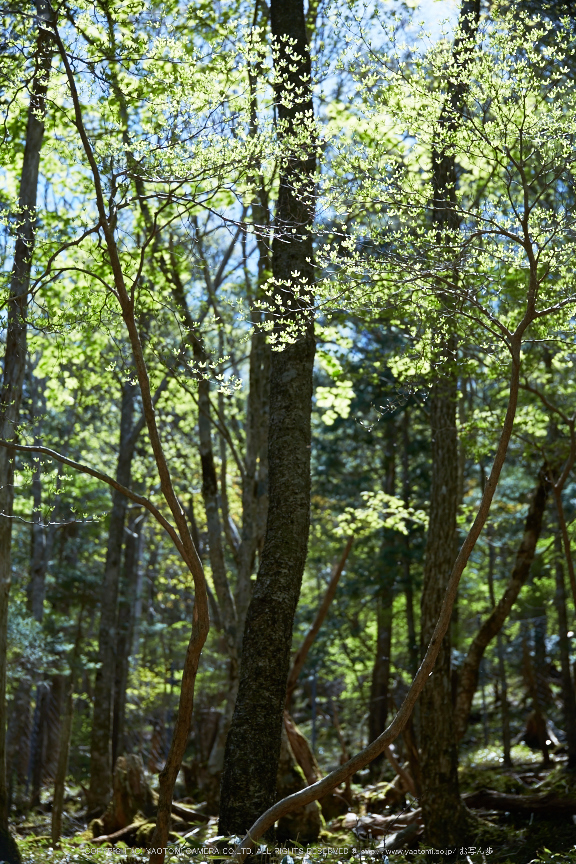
[12,754,576,864]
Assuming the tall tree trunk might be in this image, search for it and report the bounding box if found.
[369,594,393,747]
[522,622,550,764]
[418,0,481,846]
[553,532,576,768]
[88,380,137,814]
[0,1,53,829]
[368,590,392,770]
[453,469,548,740]
[369,421,396,776]
[234,61,271,646]
[209,326,270,786]
[51,681,73,843]
[198,375,237,663]
[52,610,84,842]
[9,373,57,807]
[533,605,551,757]
[28,683,49,809]
[6,374,54,807]
[419,375,470,845]
[234,325,270,646]
[402,410,418,678]
[528,604,553,765]
[29,674,65,809]
[5,680,32,808]
[44,675,66,781]
[202,29,273,795]
[487,537,512,767]
[495,627,512,766]
[219,0,316,834]
[112,511,145,764]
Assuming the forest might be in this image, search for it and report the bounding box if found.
[1,0,576,862]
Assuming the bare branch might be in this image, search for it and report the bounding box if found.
[0,439,186,559]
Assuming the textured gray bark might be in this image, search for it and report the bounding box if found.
[418,0,481,846]
[419,375,470,845]
[0,0,53,829]
[234,324,270,647]
[218,0,316,834]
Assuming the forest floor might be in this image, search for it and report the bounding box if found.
[13,746,576,864]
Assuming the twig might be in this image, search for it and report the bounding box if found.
[285,536,353,707]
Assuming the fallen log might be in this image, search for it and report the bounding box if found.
[463,788,576,815]
[384,821,421,851]
[91,805,207,846]
[92,816,194,848]
[92,821,150,845]
[336,809,422,836]
[170,802,209,823]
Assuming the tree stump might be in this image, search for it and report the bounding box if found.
[100,755,154,835]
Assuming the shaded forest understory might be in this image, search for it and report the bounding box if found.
[9,745,576,864]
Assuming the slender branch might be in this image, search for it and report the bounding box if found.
[30,224,102,292]
[285,536,353,708]
[521,378,569,425]
[384,745,417,798]
[127,375,169,453]
[0,439,187,559]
